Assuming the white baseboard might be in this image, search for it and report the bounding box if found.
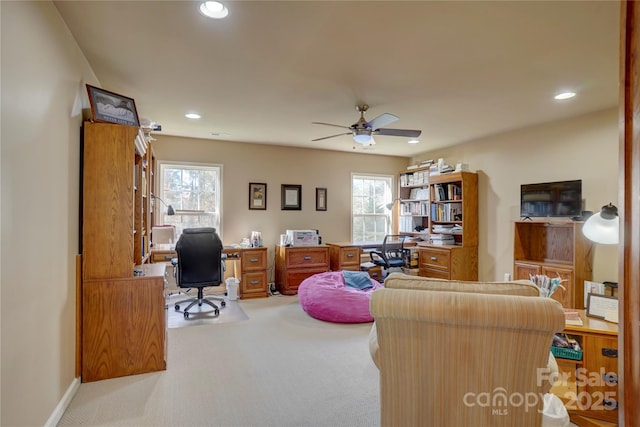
[44,376,80,427]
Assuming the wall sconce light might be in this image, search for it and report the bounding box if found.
[151,195,175,216]
[582,202,619,244]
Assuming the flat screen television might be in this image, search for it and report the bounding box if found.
[520,179,582,218]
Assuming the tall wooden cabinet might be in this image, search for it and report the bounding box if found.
[513,221,593,308]
[81,122,166,382]
[416,171,479,280]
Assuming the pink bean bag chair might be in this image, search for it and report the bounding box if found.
[298,271,383,323]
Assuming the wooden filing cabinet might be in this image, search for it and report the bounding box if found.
[418,245,478,280]
[551,311,618,425]
[327,242,361,271]
[275,245,330,295]
[238,247,268,299]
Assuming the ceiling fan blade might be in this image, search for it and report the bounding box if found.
[366,113,399,130]
[312,122,351,130]
[375,128,422,138]
[312,132,352,142]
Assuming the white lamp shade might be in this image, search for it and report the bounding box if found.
[353,133,371,144]
[582,212,619,244]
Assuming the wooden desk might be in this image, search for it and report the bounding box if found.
[150,244,269,299]
[325,241,419,271]
[551,310,618,426]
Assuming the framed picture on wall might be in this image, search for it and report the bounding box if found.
[281,184,302,210]
[316,188,327,211]
[249,182,267,210]
[86,84,140,127]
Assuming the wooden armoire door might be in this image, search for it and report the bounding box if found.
[619,2,640,426]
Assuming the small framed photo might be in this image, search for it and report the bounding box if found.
[86,84,140,127]
[586,293,619,321]
[281,184,302,210]
[316,188,327,211]
[249,182,267,210]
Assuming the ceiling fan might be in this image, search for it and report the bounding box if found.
[312,104,421,146]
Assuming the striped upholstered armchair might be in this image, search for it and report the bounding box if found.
[369,273,566,427]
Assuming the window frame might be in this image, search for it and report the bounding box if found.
[351,172,395,243]
[157,161,223,239]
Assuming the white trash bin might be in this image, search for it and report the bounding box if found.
[226,277,240,301]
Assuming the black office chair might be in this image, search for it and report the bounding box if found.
[369,235,410,275]
[172,227,226,319]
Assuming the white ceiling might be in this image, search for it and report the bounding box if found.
[54,0,620,157]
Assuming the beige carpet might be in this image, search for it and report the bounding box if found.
[166,293,249,329]
[58,294,380,427]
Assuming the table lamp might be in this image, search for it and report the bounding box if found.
[151,195,175,216]
[582,202,618,244]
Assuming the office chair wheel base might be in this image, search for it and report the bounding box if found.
[214,308,219,316]
[184,311,190,319]
[220,301,226,308]
[175,304,180,311]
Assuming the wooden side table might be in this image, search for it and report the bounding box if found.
[550,310,618,426]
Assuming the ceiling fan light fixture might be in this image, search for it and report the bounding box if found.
[200,1,229,19]
[185,113,201,119]
[353,133,371,144]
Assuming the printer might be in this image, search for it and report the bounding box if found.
[285,229,320,246]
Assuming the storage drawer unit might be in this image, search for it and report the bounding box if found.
[275,245,330,295]
[239,247,269,299]
[417,245,478,280]
[327,243,361,271]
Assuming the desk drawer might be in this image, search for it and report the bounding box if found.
[285,247,329,268]
[152,251,177,263]
[241,249,267,271]
[419,248,450,270]
[340,247,361,266]
[241,271,268,296]
[418,267,450,280]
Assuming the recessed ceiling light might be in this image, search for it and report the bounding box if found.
[408,139,420,144]
[199,1,229,19]
[185,113,201,119]
[554,92,576,100]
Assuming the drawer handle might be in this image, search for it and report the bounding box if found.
[346,254,354,258]
[602,372,618,385]
[249,258,259,262]
[602,348,618,358]
[250,280,259,285]
[164,255,172,260]
[304,256,312,260]
[603,399,618,410]
[430,257,437,261]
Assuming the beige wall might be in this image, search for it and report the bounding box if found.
[411,108,619,283]
[0,2,620,425]
[153,136,409,280]
[1,2,98,425]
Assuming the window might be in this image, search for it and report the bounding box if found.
[351,173,394,242]
[157,162,222,238]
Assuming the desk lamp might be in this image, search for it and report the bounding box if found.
[385,199,400,210]
[582,202,619,244]
[151,195,175,216]
[582,203,619,296]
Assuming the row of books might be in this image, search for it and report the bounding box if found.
[431,202,463,222]
[433,183,462,201]
[400,170,428,186]
[400,201,429,216]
